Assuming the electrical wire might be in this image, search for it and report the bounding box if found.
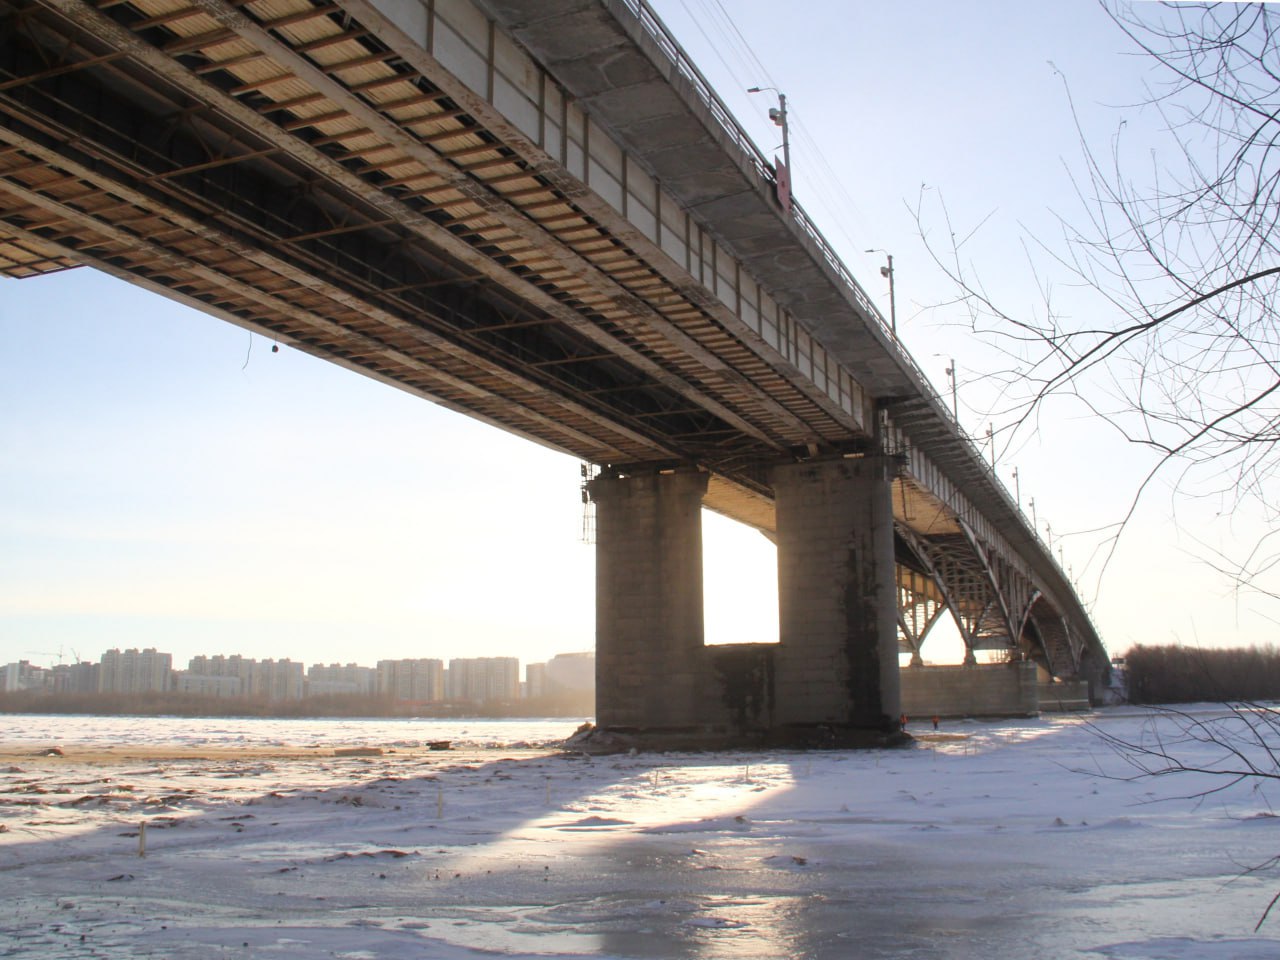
[676,0,758,109]
[787,110,875,253]
[673,0,878,263]
[710,0,777,88]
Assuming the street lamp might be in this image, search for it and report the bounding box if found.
[985,424,995,469]
[865,249,896,336]
[1012,467,1021,508]
[943,358,958,423]
[747,86,790,177]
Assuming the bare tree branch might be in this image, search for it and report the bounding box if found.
[917,1,1280,589]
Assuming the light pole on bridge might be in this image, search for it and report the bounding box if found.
[943,358,958,425]
[865,249,896,337]
[747,86,791,184]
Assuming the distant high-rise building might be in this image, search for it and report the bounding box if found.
[183,654,303,700]
[376,659,445,702]
[259,659,304,700]
[524,662,547,699]
[98,648,173,694]
[446,657,520,703]
[50,661,97,694]
[188,655,253,689]
[307,663,377,697]
[177,673,243,698]
[2,660,50,693]
[546,652,595,696]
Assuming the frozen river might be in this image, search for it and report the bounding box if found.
[1,713,581,751]
[1,708,1278,959]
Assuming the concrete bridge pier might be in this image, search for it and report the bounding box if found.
[586,457,903,750]
[588,469,709,735]
[772,456,902,742]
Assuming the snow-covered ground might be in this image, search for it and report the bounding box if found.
[1,708,1277,959]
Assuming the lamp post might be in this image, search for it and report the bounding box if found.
[985,424,995,469]
[1012,467,1021,508]
[747,86,790,176]
[865,249,896,336]
[943,359,958,423]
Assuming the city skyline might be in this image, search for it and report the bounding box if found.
[6,643,595,674]
[3,645,596,705]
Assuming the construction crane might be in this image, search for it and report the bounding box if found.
[22,647,64,666]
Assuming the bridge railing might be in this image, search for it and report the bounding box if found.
[618,0,945,420]
[616,0,1054,563]
[619,4,903,342]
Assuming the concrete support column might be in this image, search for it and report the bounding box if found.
[772,456,901,733]
[588,469,708,731]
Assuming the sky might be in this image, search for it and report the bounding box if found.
[2,0,1275,673]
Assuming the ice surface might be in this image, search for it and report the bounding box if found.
[1,708,1278,958]
[0,714,576,751]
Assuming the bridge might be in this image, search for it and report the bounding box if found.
[0,0,1106,745]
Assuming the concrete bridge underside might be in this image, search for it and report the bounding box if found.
[0,0,1107,745]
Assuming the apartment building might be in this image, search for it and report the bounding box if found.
[446,657,520,703]
[185,654,303,700]
[376,658,445,702]
[98,648,173,694]
[307,662,377,697]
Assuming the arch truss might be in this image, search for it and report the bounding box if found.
[895,521,1081,678]
[895,546,946,666]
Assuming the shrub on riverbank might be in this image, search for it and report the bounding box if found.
[1124,643,1280,704]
